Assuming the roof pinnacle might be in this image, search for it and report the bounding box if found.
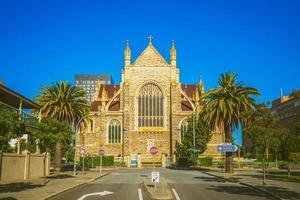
[124,40,131,67]
[170,39,176,66]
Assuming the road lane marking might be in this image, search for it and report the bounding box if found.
[172,188,181,200]
[138,188,143,200]
[77,191,113,200]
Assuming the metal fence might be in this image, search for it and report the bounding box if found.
[0,101,39,128]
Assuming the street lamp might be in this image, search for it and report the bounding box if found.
[192,111,196,167]
[73,113,98,176]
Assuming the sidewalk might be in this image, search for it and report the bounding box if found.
[200,168,300,200]
[0,169,112,200]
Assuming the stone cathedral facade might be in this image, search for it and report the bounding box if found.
[78,39,222,165]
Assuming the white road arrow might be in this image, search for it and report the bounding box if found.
[77,191,114,200]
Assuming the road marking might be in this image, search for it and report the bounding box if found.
[172,188,181,200]
[138,188,143,200]
[77,191,113,200]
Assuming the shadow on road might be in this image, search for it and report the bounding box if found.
[0,182,44,193]
[194,176,227,183]
[47,174,73,179]
[257,185,300,199]
[207,185,273,200]
[240,173,300,183]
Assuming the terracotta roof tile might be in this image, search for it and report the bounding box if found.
[181,84,197,98]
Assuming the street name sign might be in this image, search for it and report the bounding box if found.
[217,143,238,152]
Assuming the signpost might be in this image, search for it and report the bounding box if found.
[150,146,158,171]
[149,146,159,185]
[80,147,87,174]
[99,149,105,174]
[151,171,160,183]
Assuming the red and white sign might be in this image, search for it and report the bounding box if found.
[80,147,87,155]
[149,146,158,155]
[99,149,105,156]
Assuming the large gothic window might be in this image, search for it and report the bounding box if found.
[108,119,121,143]
[138,83,164,127]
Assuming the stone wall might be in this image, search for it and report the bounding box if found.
[0,151,50,182]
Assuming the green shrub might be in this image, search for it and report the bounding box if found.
[244,152,253,159]
[80,156,114,168]
[199,156,213,166]
[177,157,192,167]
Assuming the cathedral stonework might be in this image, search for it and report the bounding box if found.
[78,39,223,165]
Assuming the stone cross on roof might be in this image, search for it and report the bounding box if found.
[148,35,153,44]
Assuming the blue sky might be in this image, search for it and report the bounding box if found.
[0,0,299,145]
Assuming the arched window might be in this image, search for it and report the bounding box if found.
[108,119,121,143]
[180,118,188,141]
[138,83,164,127]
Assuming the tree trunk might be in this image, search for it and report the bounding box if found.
[262,146,267,185]
[266,146,269,175]
[225,152,233,173]
[54,141,62,172]
[225,126,233,173]
[275,151,278,169]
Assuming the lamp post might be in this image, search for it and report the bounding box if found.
[192,111,196,167]
[73,113,97,176]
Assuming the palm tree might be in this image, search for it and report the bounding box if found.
[36,81,90,171]
[201,72,259,173]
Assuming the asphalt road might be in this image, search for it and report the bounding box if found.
[49,168,272,200]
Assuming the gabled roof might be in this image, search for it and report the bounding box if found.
[132,43,169,67]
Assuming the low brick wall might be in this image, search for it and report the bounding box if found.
[0,151,50,182]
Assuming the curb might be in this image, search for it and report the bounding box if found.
[200,170,282,200]
[43,171,112,200]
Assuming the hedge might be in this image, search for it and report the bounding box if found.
[198,156,213,166]
[79,156,114,167]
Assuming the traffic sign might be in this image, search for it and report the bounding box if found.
[151,171,160,182]
[217,143,238,152]
[99,149,105,156]
[149,146,158,155]
[80,147,87,155]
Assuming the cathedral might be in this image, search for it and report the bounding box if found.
[78,38,223,166]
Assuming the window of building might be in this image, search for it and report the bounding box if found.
[138,83,164,127]
[108,119,121,143]
[180,118,188,142]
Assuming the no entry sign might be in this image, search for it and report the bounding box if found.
[149,146,158,155]
[99,149,105,156]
